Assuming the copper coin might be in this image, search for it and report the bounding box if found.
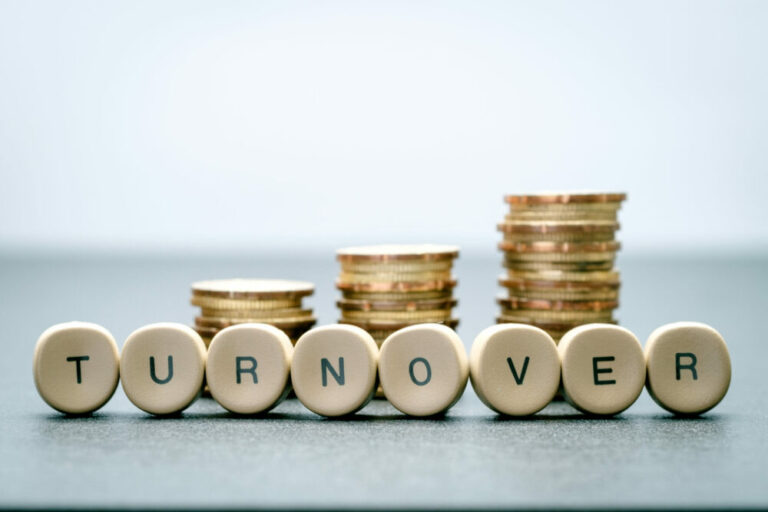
[336,244,460,263]
[191,279,314,300]
[504,192,627,205]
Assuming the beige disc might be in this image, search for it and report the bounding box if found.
[120,323,207,415]
[33,322,120,415]
[206,324,293,415]
[470,324,560,416]
[645,322,731,415]
[559,324,645,416]
[191,278,314,299]
[336,244,460,262]
[290,324,378,417]
[378,324,468,417]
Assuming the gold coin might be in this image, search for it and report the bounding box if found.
[502,251,617,263]
[337,270,453,284]
[506,213,618,222]
[337,298,457,311]
[497,309,615,322]
[501,231,617,243]
[498,241,621,253]
[340,260,454,274]
[505,269,620,282]
[191,278,314,299]
[508,201,621,212]
[339,318,460,331]
[498,274,621,289]
[190,296,303,311]
[336,279,457,293]
[197,307,313,320]
[504,192,627,205]
[341,289,454,301]
[195,316,317,330]
[503,260,616,271]
[336,244,460,263]
[340,309,453,322]
[497,296,618,311]
[497,287,619,301]
[497,221,620,234]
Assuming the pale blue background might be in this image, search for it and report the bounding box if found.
[1,0,766,256]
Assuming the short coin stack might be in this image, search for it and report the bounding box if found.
[497,192,626,341]
[336,245,460,346]
[190,279,316,347]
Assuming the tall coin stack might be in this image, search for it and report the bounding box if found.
[497,192,626,341]
[336,245,460,346]
[190,279,317,347]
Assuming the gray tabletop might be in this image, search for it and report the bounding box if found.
[1,254,766,510]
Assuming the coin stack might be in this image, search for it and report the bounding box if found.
[336,245,460,346]
[497,192,626,341]
[190,279,316,347]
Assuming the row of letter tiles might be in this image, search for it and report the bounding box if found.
[33,321,731,417]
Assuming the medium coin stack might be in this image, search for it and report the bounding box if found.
[336,244,460,346]
[497,192,626,341]
[190,279,317,347]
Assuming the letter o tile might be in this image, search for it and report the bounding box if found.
[379,324,468,417]
[291,324,378,417]
[120,323,207,416]
[470,324,560,416]
[645,322,731,415]
[33,322,120,415]
[559,324,645,416]
[206,323,293,415]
